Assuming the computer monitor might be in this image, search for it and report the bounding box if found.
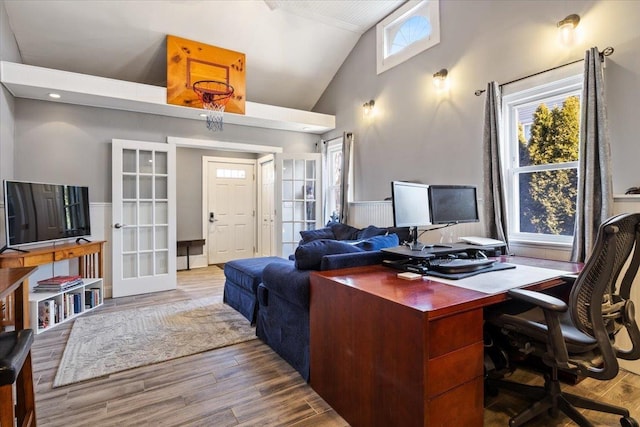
[391,181,431,251]
[428,185,480,224]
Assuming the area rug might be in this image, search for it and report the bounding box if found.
[53,298,256,387]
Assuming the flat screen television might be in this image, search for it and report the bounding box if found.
[3,180,91,250]
[391,181,431,251]
[428,185,480,224]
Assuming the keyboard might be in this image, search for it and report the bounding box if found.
[459,236,505,246]
[428,258,495,274]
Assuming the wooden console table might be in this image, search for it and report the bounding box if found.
[309,256,580,427]
[0,240,105,328]
[0,267,37,426]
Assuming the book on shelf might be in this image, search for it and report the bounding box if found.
[37,275,81,285]
[34,276,84,292]
[84,288,101,309]
[73,293,82,314]
[38,300,56,329]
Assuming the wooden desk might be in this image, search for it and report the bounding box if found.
[0,241,105,328]
[0,267,37,426]
[309,256,580,427]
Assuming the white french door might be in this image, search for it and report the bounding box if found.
[111,139,176,298]
[275,153,322,257]
[203,158,256,264]
[258,155,275,257]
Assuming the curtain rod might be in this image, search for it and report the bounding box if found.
[320,135,345,144]
[474,46,614,96]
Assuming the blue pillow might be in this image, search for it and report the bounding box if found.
[354,234,399,251]
[355,225,388,239]
[294,239,364,270]
[299,227,335,243]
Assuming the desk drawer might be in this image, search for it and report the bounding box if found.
[427,340,483,397]
[428,308,483,358]
[428,376,484,426]
[54,247,93,260]
[10,253,56,267]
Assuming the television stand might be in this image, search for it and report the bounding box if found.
[0,240,105,329]
[75,237,91,244]
[0,245,29,254]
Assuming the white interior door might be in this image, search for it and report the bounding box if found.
[258,155,275,256]
[112,139,176,298]
[204,158,256,264]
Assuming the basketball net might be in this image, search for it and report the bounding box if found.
[193,81,234,132]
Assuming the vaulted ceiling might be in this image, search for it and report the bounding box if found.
[3,0,405,111]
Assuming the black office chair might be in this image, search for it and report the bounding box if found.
[486,213,640,427]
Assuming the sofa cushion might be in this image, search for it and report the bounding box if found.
[299,227,335,244]
[329,223,360,240]
[262,261,310,309]
[354,233,399,251]
[224,256,286,292]
[294,239,364,270]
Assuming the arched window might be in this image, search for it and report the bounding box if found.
[389,16,432,55]
[377,0,440,74]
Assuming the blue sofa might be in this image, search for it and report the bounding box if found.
[255,224,409,381]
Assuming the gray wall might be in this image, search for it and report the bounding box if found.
[314,0,640,200]
[0,0,21,197]
[12,99,317,239]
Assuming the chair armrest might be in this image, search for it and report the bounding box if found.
[507,288,571,368]
[508,288,568,312]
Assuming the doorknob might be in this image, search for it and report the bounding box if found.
[114,223,127,229]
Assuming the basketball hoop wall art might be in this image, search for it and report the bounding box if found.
[167,35,246,130]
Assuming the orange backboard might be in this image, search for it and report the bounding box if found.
[167,35,245,115]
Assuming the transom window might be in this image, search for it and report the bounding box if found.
[377,0,440,74]
[503,73,583,245]
[216,168,246,179]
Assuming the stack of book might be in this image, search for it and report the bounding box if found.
[34,275,83,292]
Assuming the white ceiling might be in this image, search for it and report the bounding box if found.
[3,0,405,111]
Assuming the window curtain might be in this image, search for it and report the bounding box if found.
[339,132,354,224]
[482,81,509,246]
[317,138,329,224]
[571,47,614,262]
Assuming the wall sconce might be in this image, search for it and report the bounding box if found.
[362,100,376,119]
[557,14,580,45]
[432,68,448,90]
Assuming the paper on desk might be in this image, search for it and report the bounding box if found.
[432,264,572,294]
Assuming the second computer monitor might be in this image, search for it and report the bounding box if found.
[429,185,480,224]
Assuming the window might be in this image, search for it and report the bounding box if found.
[216,168,246,179]
[377,0,440,74]
[325,140,343,223]
[503,73,583,245]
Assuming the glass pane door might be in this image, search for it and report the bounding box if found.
[276,153,322,257]
[112,140,176,297]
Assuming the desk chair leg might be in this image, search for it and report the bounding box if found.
[564,391,630,416]
[16,350,37,426]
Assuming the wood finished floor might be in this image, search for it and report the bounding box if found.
[31,265,640,426]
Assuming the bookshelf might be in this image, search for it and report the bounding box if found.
[0,240,105,328]
[30,277,103,334]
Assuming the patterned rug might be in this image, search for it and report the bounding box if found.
[53,298,256,387]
